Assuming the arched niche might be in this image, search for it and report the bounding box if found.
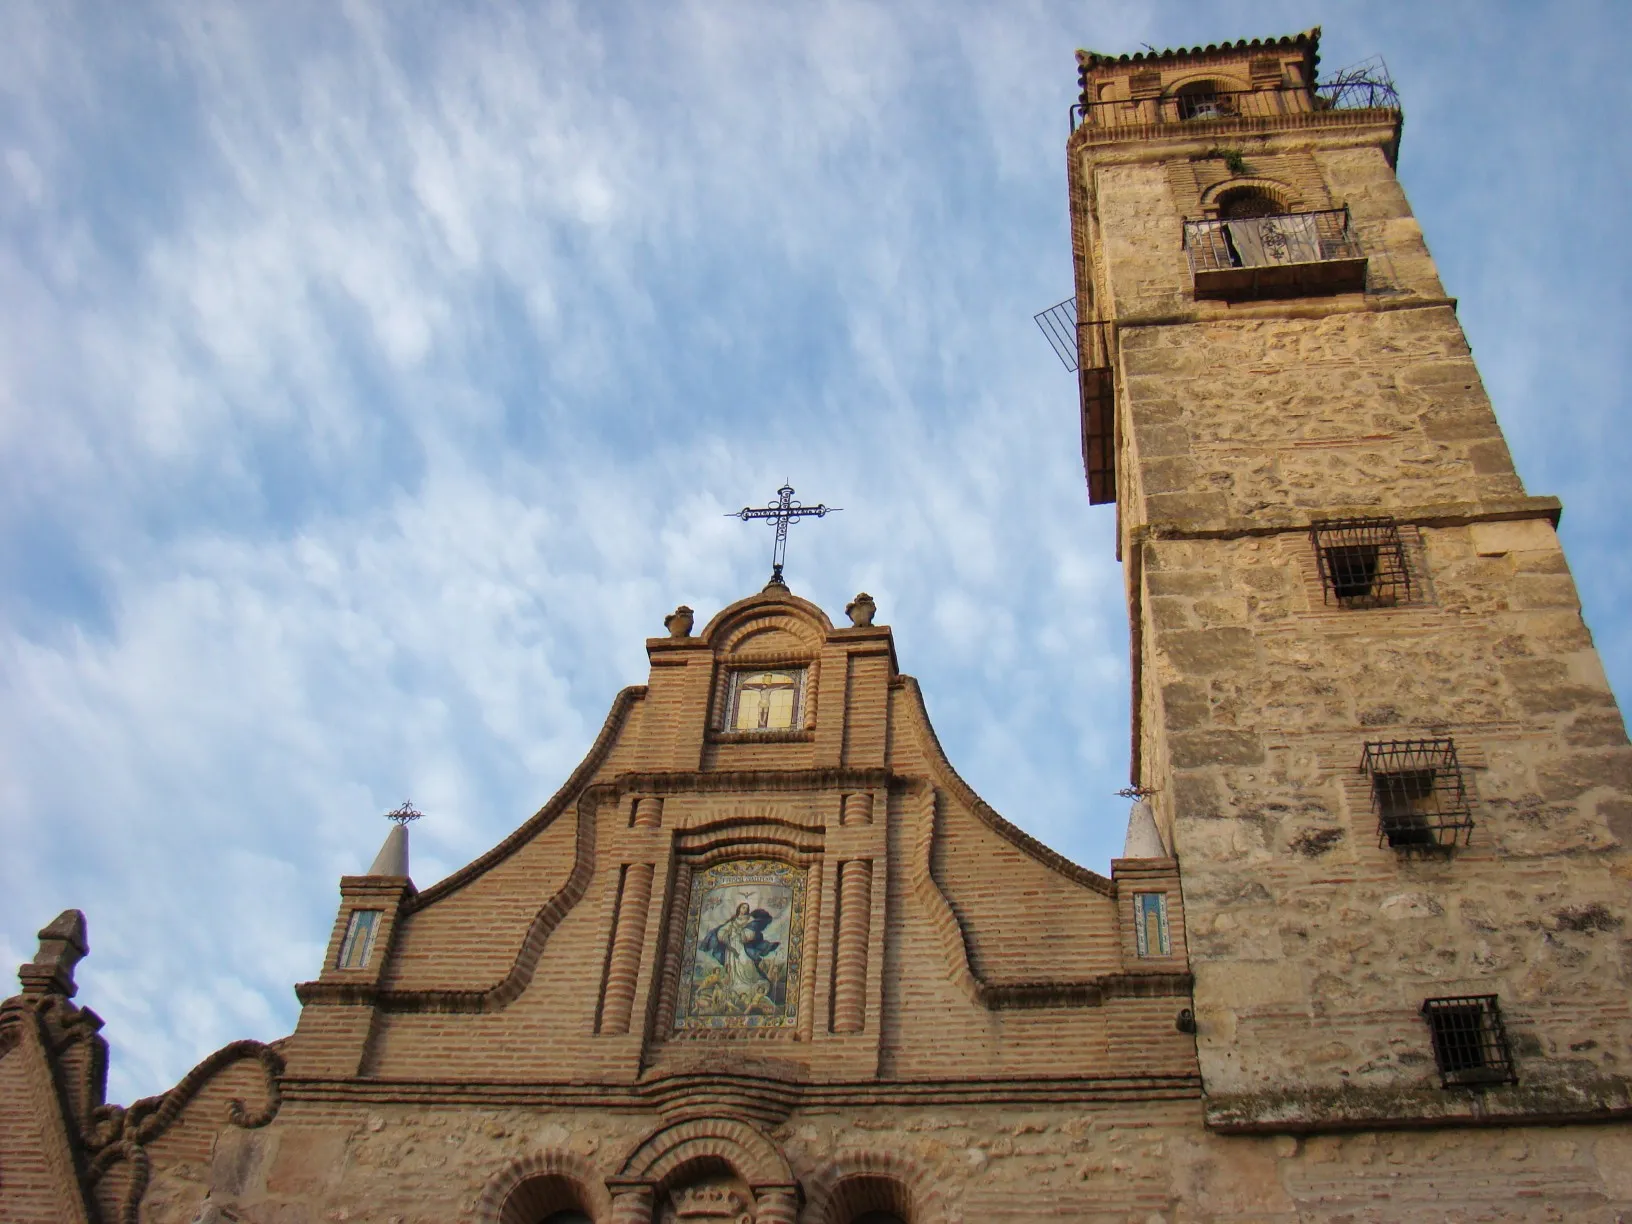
[805,1151,952,1224]
[1201,178,1301,219]
[1170,76,1244,120]
[478,1153,610,1224]
[617,1116,794,1190]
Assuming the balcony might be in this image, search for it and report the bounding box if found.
[1182,207,1366,300]
[1072,78,1400,134]
[1035,299,1117,504]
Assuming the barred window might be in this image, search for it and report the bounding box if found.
[1312,517,1412,608]
[336,909,381,970]
[1422,995,1517,1087]
[1360,739,1474,850]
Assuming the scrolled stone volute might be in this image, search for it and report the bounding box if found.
[18,908,88,997]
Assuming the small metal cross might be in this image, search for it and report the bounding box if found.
[384,801,424,826]
[728,484,840,586]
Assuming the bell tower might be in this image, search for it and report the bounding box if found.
[1069,29,1632,1130]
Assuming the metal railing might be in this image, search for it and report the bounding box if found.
[1183,207,1360,275]
[1072,79,1399,132]
[1033,297,1081,370]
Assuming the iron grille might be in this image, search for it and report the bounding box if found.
[1421,995,1517,1087]
[1360,739,1473,851]
[1184,208,1362,275]
[1312,517,1412,608]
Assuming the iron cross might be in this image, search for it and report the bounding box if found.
[729,484,840,586]
[384,801,424,826]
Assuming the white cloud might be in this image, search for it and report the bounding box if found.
[2,0,1630,1105]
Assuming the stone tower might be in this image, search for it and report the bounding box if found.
[1069,29,1632,1130]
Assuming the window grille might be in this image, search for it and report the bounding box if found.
[1421,995,1516,1087]
[336,908,382,970]
[1360,739,1473,850]
[1312,517,1412,608]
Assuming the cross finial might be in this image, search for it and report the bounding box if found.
[384,800,424,826]
[728,483,840,587]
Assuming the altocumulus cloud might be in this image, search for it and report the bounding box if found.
[2,0,1630,1101]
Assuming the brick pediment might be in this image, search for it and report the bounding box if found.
[283,589,1197,1094]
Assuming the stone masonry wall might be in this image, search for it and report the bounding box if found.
[1139,526,1632,1107]
[130,1097,1632,1223]
[1117,308,1521,526]
[1082,67,1632,1130]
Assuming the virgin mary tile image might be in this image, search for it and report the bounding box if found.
[675,859,806,1031]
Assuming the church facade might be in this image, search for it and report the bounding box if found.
[5,27,1632,1223]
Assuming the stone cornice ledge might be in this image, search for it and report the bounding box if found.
[279,1072,1204,1109]
[1141,494,1564,543]
[1205,1076,1632,1134]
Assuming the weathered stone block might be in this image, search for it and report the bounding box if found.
[1159,628,1256,674]
[1162,681,1211,731]
[1171,730,1265,768]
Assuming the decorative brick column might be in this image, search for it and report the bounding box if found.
[632,797,664,829]
[608,1186,654,1224]
[753,1186,799,1224]
[839,792,873,826]
[600,863,655,1034]
[831,858,872,1033]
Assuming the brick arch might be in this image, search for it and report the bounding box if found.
[697,589,834,650]
[1199,176,1303,216]
[477,1151,611,1224]
[676,807,825,865]
[717,614,824,656]
[616,1116,793,1192]
[804,1150,957,1224]
[1163,69,1248,97]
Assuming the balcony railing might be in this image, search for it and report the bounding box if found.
[1182,207,1366,300]
[1072,79,1399,133]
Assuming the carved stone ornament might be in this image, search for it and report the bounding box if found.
[844,592,876,627]
[19,908,89,997]
[661,1184,752,1224]
[664,605,696,637]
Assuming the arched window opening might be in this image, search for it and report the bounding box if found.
[498,1174,594,1224]
[1177,80,1232,120]
[828,1174,913,1224]
[1217,188,1282,220]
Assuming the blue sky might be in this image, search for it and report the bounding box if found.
[3,1,1630,1102]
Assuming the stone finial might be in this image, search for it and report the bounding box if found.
[663,605,695,637]
[1123,797,1167,858]
[367,822,410,877]
[18,909,89,997]
[845,592,876,626]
